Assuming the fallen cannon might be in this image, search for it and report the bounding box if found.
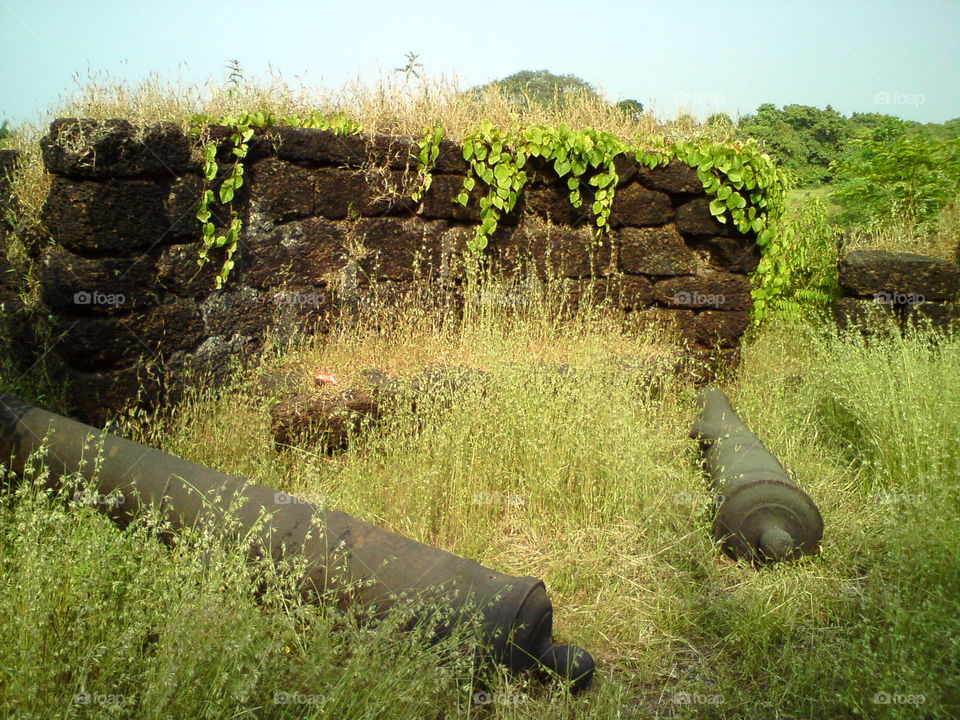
[0,394,594,689]
[690,387,823,563]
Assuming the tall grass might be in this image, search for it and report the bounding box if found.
[3,290,957,717]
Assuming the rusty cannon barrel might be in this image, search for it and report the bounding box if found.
[0,394,594,689]
[690,387,823,563]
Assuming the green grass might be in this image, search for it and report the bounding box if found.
[1,294,958,718]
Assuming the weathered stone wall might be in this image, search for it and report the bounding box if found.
[835,249,960,332]
[35,119,761,424]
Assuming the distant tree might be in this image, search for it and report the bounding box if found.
[706,112,733,128]
[470,70,601,109]
[615,99,645,121]
[832,134,960,226]
[0,121,11,142]
[848,112,908,143]
[739,104,851,185]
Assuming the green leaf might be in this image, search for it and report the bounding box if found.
[463,176,476,191]
[567,177,579,190]
[455,192,469,206]
[709,198,726,217]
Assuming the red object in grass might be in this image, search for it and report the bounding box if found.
[312,371,339,386]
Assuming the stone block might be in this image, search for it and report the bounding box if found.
[608,183,673,227]
[617,224,696,276]
[41,118,192,178]
[42,177,170,255]
[40,246,157,313]
[639,159,703,194]
[839,250,960,301]
[653,273,752,310]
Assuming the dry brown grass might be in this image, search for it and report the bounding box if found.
[50,69,735,145]
[839,198,960,263]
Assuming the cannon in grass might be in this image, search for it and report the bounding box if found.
[0,394,594,690]
[690,387,823,563]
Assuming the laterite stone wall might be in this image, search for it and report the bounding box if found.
[35,119,761,424]
[835,249,960,332]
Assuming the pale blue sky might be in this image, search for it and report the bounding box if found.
[2,0,958,126]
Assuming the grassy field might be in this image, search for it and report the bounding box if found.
[1,288,958,719]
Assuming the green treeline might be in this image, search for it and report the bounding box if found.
[736,103,960,187]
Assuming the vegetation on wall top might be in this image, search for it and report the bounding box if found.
[195,109,791,319]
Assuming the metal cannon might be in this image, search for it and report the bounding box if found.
[0,394,594,689]
[690,387,823,563]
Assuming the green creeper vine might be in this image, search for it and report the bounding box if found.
[425,123,791,321]
[192,111,363,287]
[458,120,528,251]
[671,139,793,321]
[195,112,254,288]
[190,107,793,322]
[411,126,443,203]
